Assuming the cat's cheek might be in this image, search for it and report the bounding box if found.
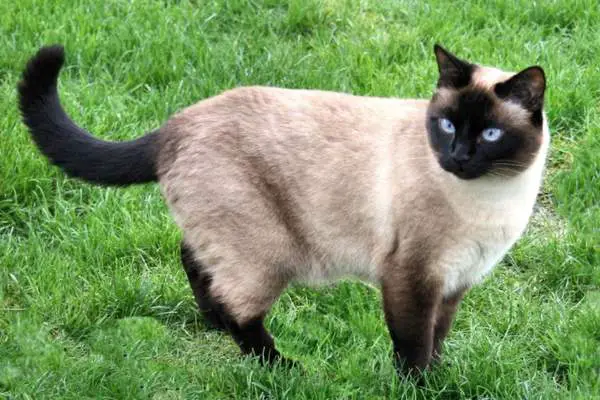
[428,131,452,162]
[437,157,457,174]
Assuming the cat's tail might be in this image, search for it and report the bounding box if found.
[18,45,159,186]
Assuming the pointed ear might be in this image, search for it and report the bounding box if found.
[494,66,546,112]
[433,44,474,88]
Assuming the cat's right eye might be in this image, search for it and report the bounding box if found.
[438,118,456,135]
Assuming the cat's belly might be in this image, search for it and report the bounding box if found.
[291,230,391,285]
[290,224,526,295]
[296,251,381,285]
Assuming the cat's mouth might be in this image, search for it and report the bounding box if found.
[439,158,486,180]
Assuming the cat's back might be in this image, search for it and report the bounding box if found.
[173,85,428,133]
[159,85,430,177]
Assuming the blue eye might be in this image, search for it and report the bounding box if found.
[481,127,504,142]
[438,118,455,134]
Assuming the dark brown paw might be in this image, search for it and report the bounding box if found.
[244,347,301,370]
[272,355,302,370]
[394,355,430,386]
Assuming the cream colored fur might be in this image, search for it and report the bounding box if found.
[158,74,548,322]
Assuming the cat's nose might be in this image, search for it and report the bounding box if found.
[451,153,470,163]
[450,144,471,162]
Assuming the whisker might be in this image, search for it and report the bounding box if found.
[487,171,512,179]
[492,164,526,171]
[493,162,525,167]
[493,160,528,167]
[491,168,519,177]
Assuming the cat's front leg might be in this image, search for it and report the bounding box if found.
[432,289,466,362]
[381,259,442,377]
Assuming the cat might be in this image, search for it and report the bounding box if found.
[18,44,549,376]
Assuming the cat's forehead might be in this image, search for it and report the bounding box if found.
[434,66,514,103]
[432,66,530,126]
[471,66,515,89]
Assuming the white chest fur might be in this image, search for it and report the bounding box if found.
[437,170,545,297]
[439,221,526,297]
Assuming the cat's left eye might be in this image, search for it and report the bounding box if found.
[481,128,504,142]
[438,118,456,135]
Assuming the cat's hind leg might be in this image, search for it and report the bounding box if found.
[180,240,227,331]
[207,257,294,366]
[181,240,294,366]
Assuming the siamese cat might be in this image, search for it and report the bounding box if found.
[18,44,548,376]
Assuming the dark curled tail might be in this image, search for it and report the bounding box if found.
[18,45,159,186]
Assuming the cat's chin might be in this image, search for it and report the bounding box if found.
[438,160,486,180]
[450,170,482,180]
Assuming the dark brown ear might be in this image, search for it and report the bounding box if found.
[494,66,546,112]
[433,44,474,88]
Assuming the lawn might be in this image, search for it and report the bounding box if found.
[1,0,599,398]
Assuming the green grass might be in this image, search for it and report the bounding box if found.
[1,0,599,398]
